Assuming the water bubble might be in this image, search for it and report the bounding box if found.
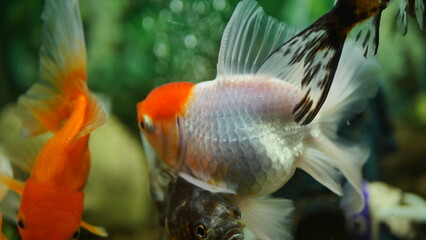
[170,0,183,13]
[193,1,206,14]
[159,9,172,22]
[213,0,226,11]
[154,43,168,58]
[142,17,154,30]
[184,35,197,49]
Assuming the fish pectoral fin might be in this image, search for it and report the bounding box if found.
[236,197,294,240]
[0,175,24,196]
[178,172,236,194]
[80,220,108,238]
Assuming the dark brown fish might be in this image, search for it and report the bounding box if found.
[164,177,243,240]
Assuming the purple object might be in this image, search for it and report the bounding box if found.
[348,181,372,240]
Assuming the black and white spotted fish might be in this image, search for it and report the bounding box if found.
[137,0,383,239]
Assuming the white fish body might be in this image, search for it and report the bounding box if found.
[180,76,310,197]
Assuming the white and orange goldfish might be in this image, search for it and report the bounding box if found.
[138,0,384,239]
[0,0,107,239]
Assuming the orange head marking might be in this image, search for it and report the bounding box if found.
[137,81,194,168]
[137,81,194,123]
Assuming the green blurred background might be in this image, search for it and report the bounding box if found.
[0,0,425,239]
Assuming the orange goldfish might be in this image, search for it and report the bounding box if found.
[138,0,385,239]
[0,0,107,239]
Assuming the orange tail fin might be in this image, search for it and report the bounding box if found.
[17,0,106,138]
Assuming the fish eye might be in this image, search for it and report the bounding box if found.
[18,219,24,229]
[194,224,208,239]
[140,115,154,133]
[72,228,81,239]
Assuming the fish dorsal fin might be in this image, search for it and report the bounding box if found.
[18,0,88,136]
[236,197,294,240]
[80,220,108,238]
[216,0,296,79]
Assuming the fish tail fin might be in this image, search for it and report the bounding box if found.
[18,0,105,138]
[236,197,294,240]
[300,136,369,214]
[319,41,380,214]
[333,0,391,58]
[297,41,380,213]
[319,41,381,137]
[415,0,425,30]
[397,0,409,35]
[349,13,382,58]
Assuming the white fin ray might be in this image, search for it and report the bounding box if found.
[217,0,296,79]
[319,41,381,138]
[313,136,368,214]
[350,12,382,58]
[18,0,88,136]
[301,42,380,213]
[349,14,381,58]
[297,147,343,196]
[236,197,294,240]
[397,0,409,35]
[257,20,345,125]
[178,172,236,194]
[415,0,425,30]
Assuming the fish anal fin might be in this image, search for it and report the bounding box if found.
[236,197,294,240]
[80,220,108,238]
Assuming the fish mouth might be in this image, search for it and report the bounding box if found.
[223,228,244,240]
